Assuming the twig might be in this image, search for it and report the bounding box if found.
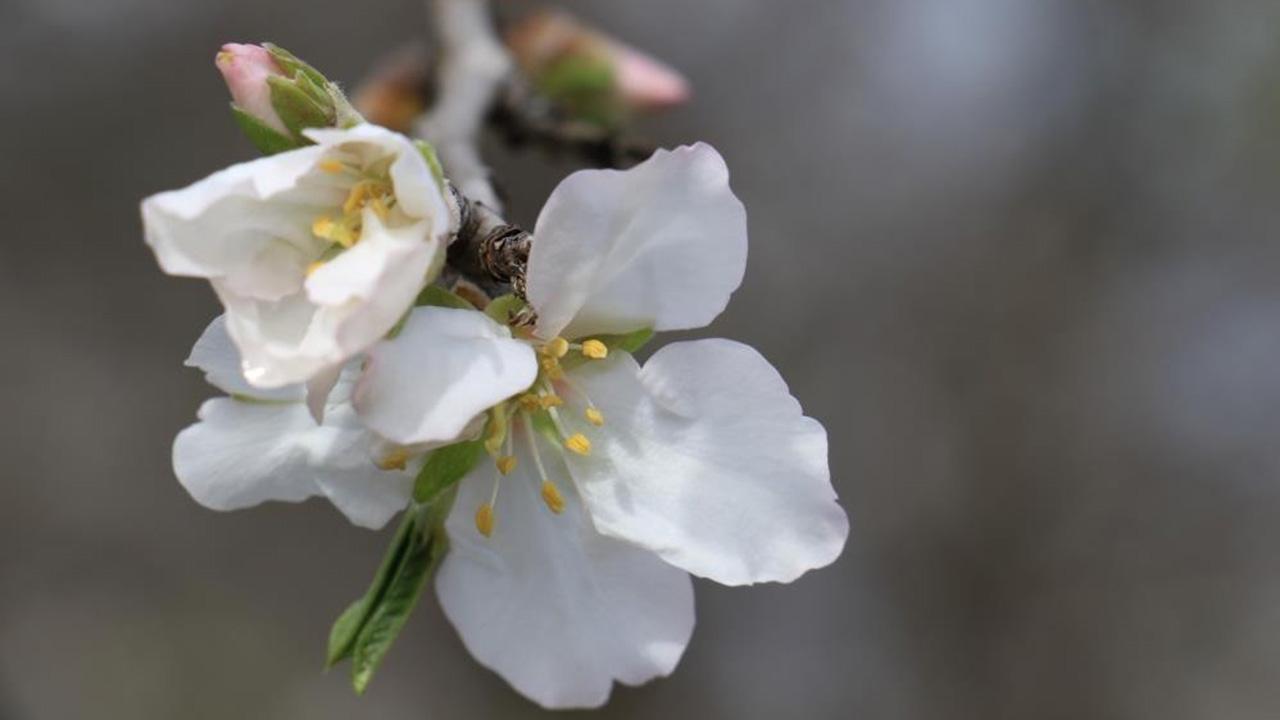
[415,0,511,211]
[491,76,657,169]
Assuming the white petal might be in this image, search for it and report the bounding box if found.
[526,143,747,339]
[354,307,538,444]
[214,212,442,390]
[185,315,303,402]
[436,442,694,709]
[304,363,343,423]
[312,401,415,529]
[306,124,452,226]
[172,398,321,512]
[565,340,849,586]
[303,209,436,308]
[142,145,338,298]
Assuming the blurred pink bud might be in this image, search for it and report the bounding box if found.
[216,43,288,135]
[614,47,690,110]
[507,10,691,116]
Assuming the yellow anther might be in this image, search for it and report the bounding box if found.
[376,447,411,471]
[540,480,566,514]
[564,433,592,456]
[544,337,569,358]
[580,339,608,359]
[540,356,564,380]
[538,394,564,409]
[585,407,605,426]
[474,503,495,537]
[496,455,517,475]
[312,215,357,247]
[342,182,369,214]
[518,393,542,412]
[306,261,325,277]
[318,159,346,174]
[312,216,335,237]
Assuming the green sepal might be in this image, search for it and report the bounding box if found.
[561,327,655,370]
[414,140,447,193]
[267,75,333,141]
[484,293,527,326]
[230,104,302,155]
[294,71,333,107]
[415,284,476,310]
[413,440,484,503]
[593,327,655,354]
[263,43,329,88]
[537,54,623,130]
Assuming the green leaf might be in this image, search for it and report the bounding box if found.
[325,513,417,667]
[267,75,332,140]
[414,284,476,311]
[350,520,435,694]
[414,140,447,193]
[348,492,457,694]
[414,440,484,503]
[484,293,527,326]
[230,104,301,155]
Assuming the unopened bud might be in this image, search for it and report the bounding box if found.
[217,43,289,135]
[216,42,363,155]
[506,10,691,128]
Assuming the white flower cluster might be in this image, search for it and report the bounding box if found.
[143,123,848,707]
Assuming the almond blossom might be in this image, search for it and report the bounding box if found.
[142,124,453,392]
[355,143,849,707]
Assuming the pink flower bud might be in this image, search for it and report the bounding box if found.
[614,47,691,111]
[215,43,289,135]
[507,10,691,117]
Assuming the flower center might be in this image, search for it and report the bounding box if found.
[470,335,612,537]
[306,157,398,275]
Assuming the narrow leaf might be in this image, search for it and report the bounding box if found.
[351,530,432,694]
[413,440,484,503]
[350,491,457,694]
[325,513,416,667]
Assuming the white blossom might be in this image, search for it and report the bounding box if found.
[360,143,848,707]
[142,124,452,391]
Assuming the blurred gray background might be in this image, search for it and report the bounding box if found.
[4,0,1280,717]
